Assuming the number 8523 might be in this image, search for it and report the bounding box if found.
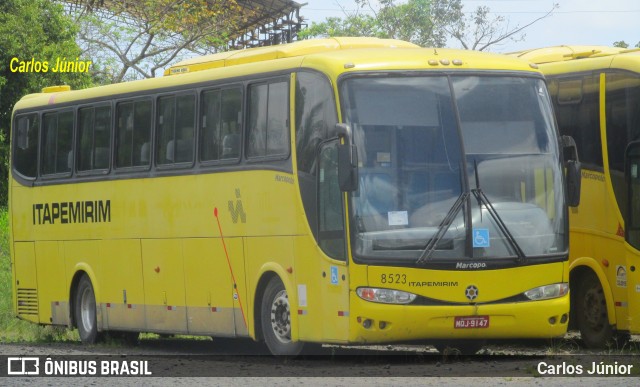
[380,273,407,284]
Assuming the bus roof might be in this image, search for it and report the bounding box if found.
[508,45,640,76]
[14,37,541,113]
[163,37,419,76]
[509,45,626,64]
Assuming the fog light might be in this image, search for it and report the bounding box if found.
[379,321,387,329]
[362,319,372,329]
[560,314,568,324]
[549,316,557,324]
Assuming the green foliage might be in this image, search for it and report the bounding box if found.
[299,0,447,47]
[0,0,92,206]
[613,41,640,49]
[299,0,556,52]
[0,207,78,342]
[299,0,447,46]
[75,0,242,82]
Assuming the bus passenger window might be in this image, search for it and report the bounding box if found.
[78,106,111,171]
[201,87,242,162]
[116,100,151,168]
[157,94,195,165]
[13,114,39,179]
[247,80,288,158]
[41,111,73,176]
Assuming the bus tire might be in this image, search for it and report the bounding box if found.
[261,277,304,356]
[74,275,102,344]
[575,272,613,349]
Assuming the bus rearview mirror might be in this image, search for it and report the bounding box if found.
[566,160,581,207]
[338,143,358,192]
[336,123,358,192]
[562,135,581,207]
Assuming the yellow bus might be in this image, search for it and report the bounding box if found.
[511,45,640,348]
[10,37,579,355]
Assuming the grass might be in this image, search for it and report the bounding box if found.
[0,207,77,343]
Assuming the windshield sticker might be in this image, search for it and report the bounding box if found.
[376,152,391,165]
[388,211,409,226]
[473,229,490,248]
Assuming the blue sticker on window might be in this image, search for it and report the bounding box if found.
[330,266,339,285]
[473,229,490,248]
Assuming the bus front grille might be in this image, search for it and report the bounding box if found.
[16,288,38,315]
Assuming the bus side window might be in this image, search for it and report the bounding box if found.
[201,87,242,162]
[157,94,195,165]
[13,114,39,179]
[78,106,111,172]
[247,80,288,158]
[553,76,603,168]
[41,111,73,176]
[157,96,176,164]
[116,100,151,168]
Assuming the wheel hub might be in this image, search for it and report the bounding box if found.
[270,290,291,343]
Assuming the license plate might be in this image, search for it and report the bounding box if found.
[454,315,489,329]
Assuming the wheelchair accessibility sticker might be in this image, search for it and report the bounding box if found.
[330,266,339,285]
[473,229,490,248]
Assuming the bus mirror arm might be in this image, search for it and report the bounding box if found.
[336,123,359,192]
[561,135,581,207]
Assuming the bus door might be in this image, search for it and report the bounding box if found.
[316,141,350,341]
[625,142,640,331]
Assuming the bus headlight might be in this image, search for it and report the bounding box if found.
[524,283,569,301]
[356,287,417,304]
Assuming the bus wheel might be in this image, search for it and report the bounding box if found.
[74,275,102,344]
[575,273,613,349]
[261,277,304,356]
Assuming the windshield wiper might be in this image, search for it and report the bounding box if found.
[471,160,526,262]
[416,191,469,264]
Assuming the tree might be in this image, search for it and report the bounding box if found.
[442,1,557,51]
[70,0,244,83]
[613,41,640,49]
[299,0,447,47]
[0,0,92,205]
[299,0,557,51]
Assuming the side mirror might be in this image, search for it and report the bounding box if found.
[336,123,359,192]
[562,135,581,207]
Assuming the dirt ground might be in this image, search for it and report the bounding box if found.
[0,335,639,385]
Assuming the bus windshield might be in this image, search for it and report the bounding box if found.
[341,74,567,263]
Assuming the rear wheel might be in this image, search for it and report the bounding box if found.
[261,277,304,356]
[74,275,102,344]
[575,273,613,349]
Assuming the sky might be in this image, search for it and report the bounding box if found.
[297,0,639,53]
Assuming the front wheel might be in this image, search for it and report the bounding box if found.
[261,277,304,356]
[575,273,613,349]
[74,275,102,344]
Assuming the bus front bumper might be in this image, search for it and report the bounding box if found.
[348,293,570,343]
